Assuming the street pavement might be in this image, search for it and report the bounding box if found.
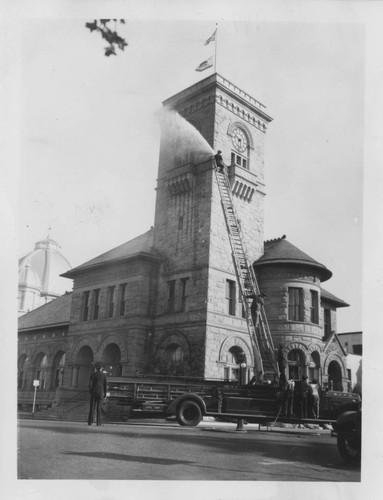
[17,417,361,481]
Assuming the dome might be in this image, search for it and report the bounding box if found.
[18,259,42,290]
[19,235,72,297]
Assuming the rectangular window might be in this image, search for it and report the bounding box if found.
[93,289,100,320]
[226,280,236,316]
[230,151,249,170]
[239,289,246,318]
[310,290,319,324]
[167,280,176,313]
[82,291,90,321]
[288,287,303,321]
[353,344,362,355]
[180,277,190,312]
[107,286,115,318]
[118,284,127,316]
[323,308,331,338]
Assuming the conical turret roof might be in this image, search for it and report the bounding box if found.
[254,235,332,282]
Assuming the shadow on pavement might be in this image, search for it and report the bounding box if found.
[62,451,192,467]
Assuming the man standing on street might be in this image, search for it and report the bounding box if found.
[88,361,107,426]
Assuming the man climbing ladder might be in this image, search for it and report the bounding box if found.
[214,150,226,172]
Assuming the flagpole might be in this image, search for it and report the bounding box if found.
[214,23,218,73]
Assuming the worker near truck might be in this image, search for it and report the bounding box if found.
[308,379,320,419]
[295,374,310,419]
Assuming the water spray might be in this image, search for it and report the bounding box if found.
[158,108,215,165]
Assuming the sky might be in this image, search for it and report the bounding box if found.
[2,0,383,497]
[13,16,366,332]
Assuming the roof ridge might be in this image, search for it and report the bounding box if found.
[264,234,286,249]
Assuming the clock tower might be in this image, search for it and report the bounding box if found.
[152,73,273,379]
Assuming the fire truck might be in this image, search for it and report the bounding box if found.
[104,160,361,429]
[105,375,361,428]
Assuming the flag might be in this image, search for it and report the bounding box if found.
[195,56,213,72]
[204,29,216,46]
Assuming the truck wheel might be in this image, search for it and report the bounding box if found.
[337,426,361,463]
[176,400,202,427]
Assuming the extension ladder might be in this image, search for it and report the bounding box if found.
[214,161,278,380]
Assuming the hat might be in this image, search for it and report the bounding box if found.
[302,374,308,380]
[217,150,222,153]
[95,361,103,370]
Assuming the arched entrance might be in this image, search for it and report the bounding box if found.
[102,343,122,377]
[287,349,305,381]
[72,346,93,389]
[328,360,343,391]
[52,351,66,388]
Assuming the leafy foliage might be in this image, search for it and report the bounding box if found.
[85,19,128,57]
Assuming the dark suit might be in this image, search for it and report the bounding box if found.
[295,379,310,418]
[88,369,107,426]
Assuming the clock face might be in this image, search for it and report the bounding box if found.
[232,128,248,153]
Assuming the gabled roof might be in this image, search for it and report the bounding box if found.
[321,287,349,308]
[62,228,156,278]
[323,331,347,356]
[254,235,332,282]
[18,292,72,331]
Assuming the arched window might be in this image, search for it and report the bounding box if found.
[308,351,320,384]
[18,355,28,390]
[224,346,246,382]
[164,344,184,375]
[52,352,66,388]
[35,353,48,390]
[287,349,305,381]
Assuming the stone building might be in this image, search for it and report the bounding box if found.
[18,73,352,409]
